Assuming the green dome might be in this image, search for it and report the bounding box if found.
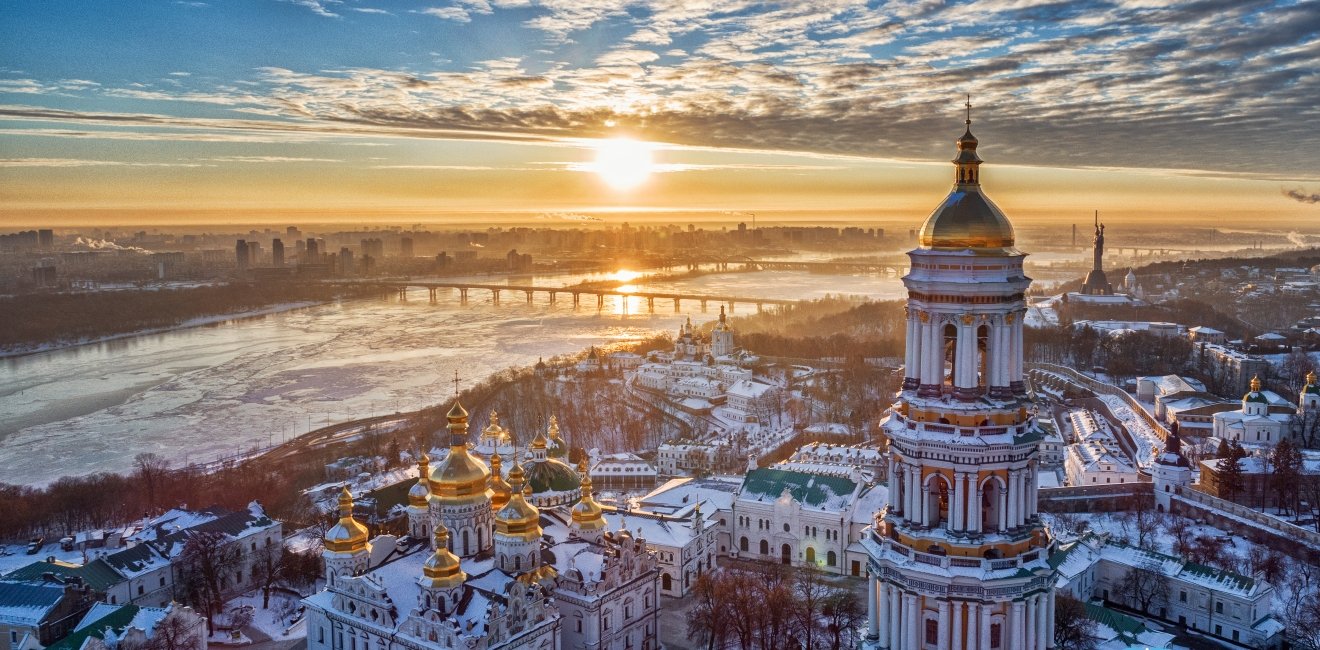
[1304,384,1320,395]
[1244,392,1268,404]
[523,457,581,494]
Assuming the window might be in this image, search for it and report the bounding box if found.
[926,619,939,644]
[160,576,166,586]
[576,620,582,633]
[783,523,790,533]
[1216,602,1224,614]
[1180,591,1187,603]
[1215,624,1222,636]
[827,551,837,567]
[138,585,144,595]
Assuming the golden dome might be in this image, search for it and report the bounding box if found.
[421,524,466,589]
[570,459,606,532]
[530,429,548,450]
[918,109,1015,250]
[489,451,513,512]
[1308,370,1317,386]
[482,410,507,442]
[495,463,541,541]
[324,487,370,553]
[1251,375,1261,392]
[408,454,430,508]
[430,401,492,506]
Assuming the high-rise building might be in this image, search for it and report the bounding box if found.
[235,239,249,270]
[305,237,319,261]
[338,247,354,275]
[271,238,285,267]
[862,110,1056,650]
[400,236,414,258]
[37,229,53,249]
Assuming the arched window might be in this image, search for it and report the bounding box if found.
[806,547,816,564]
[740,537,748,552]
[515,556,522,571]
[781,544,792,565]
[661,573,672,591]
[462,529,470,556]
[760,539,769,555]
[827,551,837,566]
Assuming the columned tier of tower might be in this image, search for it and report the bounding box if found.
[902,248,1030,401]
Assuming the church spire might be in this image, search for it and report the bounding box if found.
[954,95,981,186]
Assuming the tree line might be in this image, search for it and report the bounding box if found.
[0,282,382,350]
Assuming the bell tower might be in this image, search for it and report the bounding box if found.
[864,105,1056,650]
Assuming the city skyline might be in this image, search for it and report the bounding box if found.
[2,0,1319,226]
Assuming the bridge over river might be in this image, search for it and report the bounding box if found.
[350,280,809,313]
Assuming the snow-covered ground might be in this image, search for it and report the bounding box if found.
[225,592,307,642]
[1096,394,1162,468]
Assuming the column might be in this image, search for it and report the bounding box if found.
[877,580,889,649]
[1006,470,1019,529]
[1012,601,1026,650]
[1037,593,1050,650]
[997,482,1008,532]
[868,578,879,640]
[1010,316,1025,388]
[991,321,1007,389]
[904,314,917,385]
[969,478,982,533]
[956,321,975,390]
[888,586,902,650]
[887,456,897,509]
[950,601,964,650]
[979,603,992,650]
[1017,469,1028,527]
[966,603,979,650]
[921,482,931,528]
[922,320,939,390]
[1027,463,1039,520]
[904,594,919,650]
[1046,592,1056,649]
[949,472,963,533]
[937,600,950,650]
[906,465,918,522]
[1025,595,1037,650]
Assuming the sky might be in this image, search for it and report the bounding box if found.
[1,0,1319,227]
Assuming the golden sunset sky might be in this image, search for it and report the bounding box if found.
[2,1,1318,227]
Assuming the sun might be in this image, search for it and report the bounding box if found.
[593,137,654,190]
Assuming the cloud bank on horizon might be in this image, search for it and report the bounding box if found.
[1,0,1318,215]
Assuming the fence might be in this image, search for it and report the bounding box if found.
[1038,482,1153,513]
[1027,362,1169,442]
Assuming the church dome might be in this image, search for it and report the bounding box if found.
[918,104,1015,250]
[421,524,466,589]
[324,487,370,553]
[523,456,582,495]
[570,460,607,532]
[494,463,541,541]
[1304,371,1320,394]
[407,454,430,508]
[1243,376,1268,403]
[545,416,568,459]
[430,402,491,505]
[919,192,1015,249]
[489,451,513,512]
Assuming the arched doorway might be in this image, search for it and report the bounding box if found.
[760,539,769,555]
[925,474,950,528]
[943,323,958,388]
[662,573,672,591]
[805,547,816,564]
[740,536,748,552]
[781,544,792,565]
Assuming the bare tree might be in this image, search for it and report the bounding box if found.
[136,612,202,650]
[791,568,830,649]
[687,572,731,650]
[1054,593,1098,650]
[821,589,863,650]
[176,531,243,633]
[1117,561,1170,613]
[250,543,286,609]
[133,453,171,514]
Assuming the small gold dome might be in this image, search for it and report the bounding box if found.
[324,487,370,553]
[495,463,541,541]
[489,451,513,512]
[1251,375,1262,392]
[1308,370,1317,386]
[421,524,466,589]
[431,401,492,506]
[570,459,606,532]
[408,455,430,508]
[530,429,548,450]
[918,112,1014,250]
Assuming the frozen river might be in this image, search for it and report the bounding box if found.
[0,269,909,486]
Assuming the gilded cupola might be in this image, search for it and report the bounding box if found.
[420,524,466,589]
[489,450,513,512]
[407,454,430,508]
[324,487,370,553]
[429,401,492,505]
[495,462,541,541]
[570,459,606,532]
[918,96,1015,251]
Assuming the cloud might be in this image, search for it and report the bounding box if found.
[0,158,205,167]
[417,6,470,22]
[204,155,343,163]
[1284,188,1320,204]
[281,0,339,18]
[349,7,390,14]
